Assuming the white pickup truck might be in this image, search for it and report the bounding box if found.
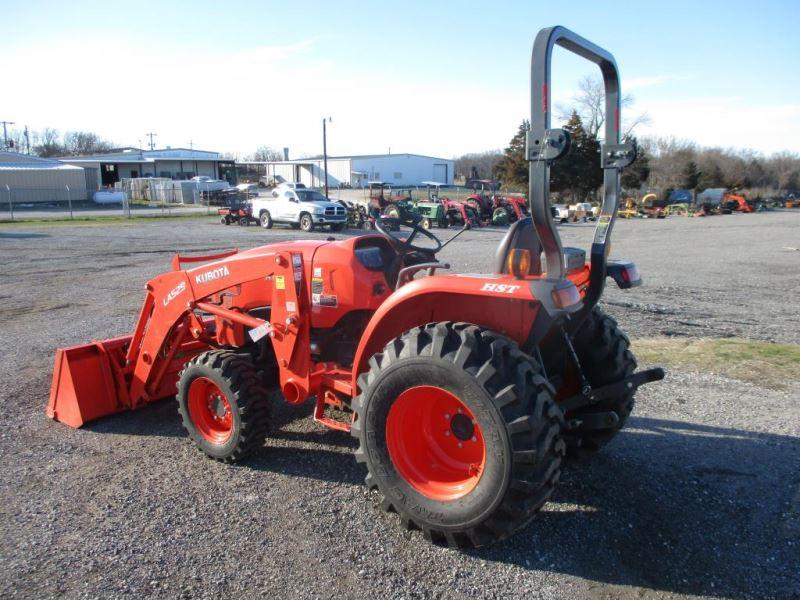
[251,187,347,232]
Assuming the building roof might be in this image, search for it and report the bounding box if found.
[58,148,220,162]
[239,153,453,165]
[0,151,83,170]
[337,153,453,162]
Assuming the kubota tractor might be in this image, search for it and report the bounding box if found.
[47,26,663,548]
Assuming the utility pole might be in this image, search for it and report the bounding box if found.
[189,139,193,150]
[145,132,157,150]
[322,117,332,199]
[1,121,15,151]
[24,126,30,154]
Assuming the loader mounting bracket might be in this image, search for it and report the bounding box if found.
[560,367,665,413]
[601,141,637,170]
[526,128,571,162]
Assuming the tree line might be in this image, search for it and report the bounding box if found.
[2,127,115,157]
[455,75,799,200]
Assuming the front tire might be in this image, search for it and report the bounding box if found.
[352,322,565,548]
[177,350,271,463]
[565,308,637,457]
[299,213,314,232]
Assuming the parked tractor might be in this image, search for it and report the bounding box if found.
[367,182,414,222]
[218,195,257,226]
[421,181,481,228]
[47,26,663,549]
[465,179,529,224]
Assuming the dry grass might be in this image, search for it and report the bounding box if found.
[633,337,800,390]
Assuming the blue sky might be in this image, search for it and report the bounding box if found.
[2,0,798,157]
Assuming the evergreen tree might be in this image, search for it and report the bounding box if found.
[682,160,702,190]
[551,111,602,202]
[620,137,650,191]
[493,120,529,189]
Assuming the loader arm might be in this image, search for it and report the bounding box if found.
[48,247,311,427]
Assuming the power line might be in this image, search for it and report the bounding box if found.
[145,132,157,151]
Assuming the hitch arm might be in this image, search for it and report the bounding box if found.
[560,367,665,413]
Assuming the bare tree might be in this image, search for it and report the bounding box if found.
[33,128,64,157]
[454,150,503,182]
[556,75,651,138]
[250,145,283,162]
[63,131,113,155]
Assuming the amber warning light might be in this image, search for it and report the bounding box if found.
[507,249,531,279]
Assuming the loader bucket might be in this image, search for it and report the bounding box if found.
[47,335,131,428]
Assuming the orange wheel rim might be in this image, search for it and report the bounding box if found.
[386,385,486,501]
[187,376,233,444]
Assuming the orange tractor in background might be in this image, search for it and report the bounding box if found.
[47,26,663,548]
[721,192,756,213]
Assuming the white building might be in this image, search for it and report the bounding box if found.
[59,148,234,189]
[239,153,455,188]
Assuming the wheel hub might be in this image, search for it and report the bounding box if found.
[187,377,233,444]
[385,385,486,501]
[449,412,474,441]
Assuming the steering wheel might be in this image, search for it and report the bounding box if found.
[375,214,443,255]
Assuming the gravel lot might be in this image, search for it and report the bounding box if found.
[1,211,798,599]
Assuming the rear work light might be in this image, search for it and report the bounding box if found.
[551,281,581,309]
[606,261,642,289]
[507,248,531,279]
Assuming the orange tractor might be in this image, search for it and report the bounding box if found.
[47,26,663,548]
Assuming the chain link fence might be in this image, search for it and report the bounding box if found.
[0,185,217,221]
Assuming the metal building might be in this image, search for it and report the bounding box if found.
[59,148,232,188]
[239,153,455,188]
[0,151,87,203]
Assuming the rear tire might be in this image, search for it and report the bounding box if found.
[177,350,271,463]
[260,210,273,229]
[352,322,565,548]
[565,308,637,457]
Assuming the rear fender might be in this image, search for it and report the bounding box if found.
[350,274,539,391]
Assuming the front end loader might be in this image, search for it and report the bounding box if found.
[48,26,663,549]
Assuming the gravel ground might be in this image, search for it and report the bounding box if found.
[1,211,798,599]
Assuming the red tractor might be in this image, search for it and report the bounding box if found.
[465,179,529,224]
[47,27,662,548]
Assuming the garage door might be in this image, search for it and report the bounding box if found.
[432,163,448,183]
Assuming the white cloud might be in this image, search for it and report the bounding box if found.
[635,97,800,154]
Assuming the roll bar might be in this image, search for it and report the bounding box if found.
[526,26,636,323]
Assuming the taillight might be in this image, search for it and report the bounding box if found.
[607,261,642,289]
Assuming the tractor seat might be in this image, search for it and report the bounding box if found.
[494,218,586,276]
[494,218,543,275]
